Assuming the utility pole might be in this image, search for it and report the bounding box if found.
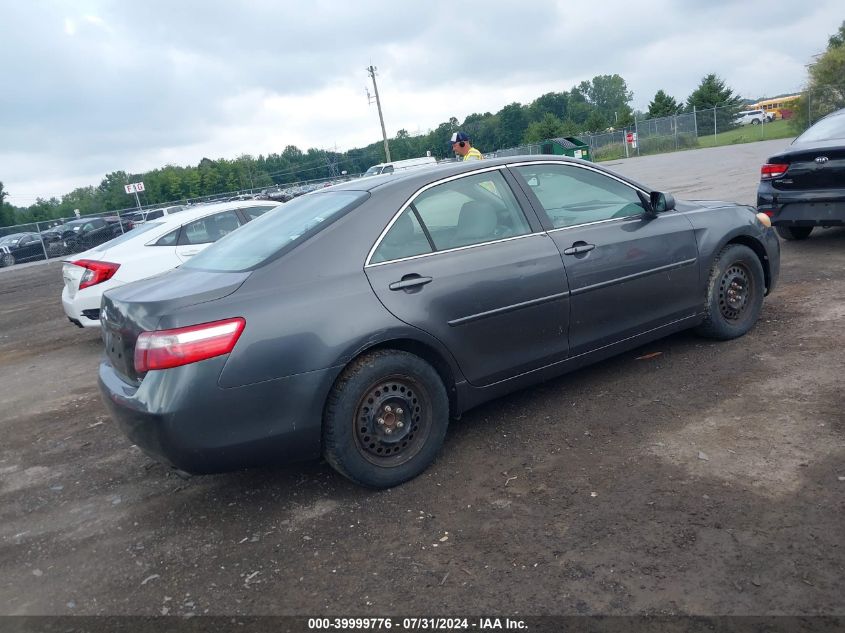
[324,145,340,179]
[366,65,391,163]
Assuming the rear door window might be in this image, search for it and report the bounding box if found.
[371,170,531,263]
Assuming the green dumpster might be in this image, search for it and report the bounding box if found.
[540,137,591,162]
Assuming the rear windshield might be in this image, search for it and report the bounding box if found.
[185,191,369,272]
[795,113,845,143]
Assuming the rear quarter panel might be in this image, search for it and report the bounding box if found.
[160,187,465,390]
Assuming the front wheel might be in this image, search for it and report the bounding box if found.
[775,226,813,241]
[323,350,449,488]
[1,252,14,267]
[695,244,765,340]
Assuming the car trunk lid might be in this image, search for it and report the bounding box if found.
[768,142,845,192]
[100,268,250,384]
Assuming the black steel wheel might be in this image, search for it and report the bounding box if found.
[353,376,431,467]
[323,350,448,488]
[696,244,765,340]
[717,262,752,322]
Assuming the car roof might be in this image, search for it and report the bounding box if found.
[326,154,652,195]
[138,200,279,228]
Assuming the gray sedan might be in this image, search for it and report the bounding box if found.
[98,156,780,488]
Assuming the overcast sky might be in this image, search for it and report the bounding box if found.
[2,0,841,205]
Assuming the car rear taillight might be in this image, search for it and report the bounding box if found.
[134,317,246,373]
[761,163,789,180]
[73,259,120,290]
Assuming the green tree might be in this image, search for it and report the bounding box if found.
[793,21,845,131]
[524,113,566,143]
[585,110,609,133]
[567,87,592,126]
[0,182,16,227]
[527,92,569,123]
[827,20,845,48]
[686,73,743,134]
[580,75,634,127]
[498,102,529,149]
[647,89,681,118]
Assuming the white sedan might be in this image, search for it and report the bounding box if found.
[62,200,280,328]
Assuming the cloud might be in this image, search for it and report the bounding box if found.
[1,0,842,206]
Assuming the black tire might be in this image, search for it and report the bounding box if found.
[323,350,449,489]
[695,244,765,340]
[1,252,14,267]
[775,225,813,241]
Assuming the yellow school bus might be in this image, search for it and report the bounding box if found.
[749,95,801,120]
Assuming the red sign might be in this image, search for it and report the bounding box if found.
[626,132,634,143]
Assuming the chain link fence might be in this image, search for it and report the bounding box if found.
[2,102,803,270]
[0,173,357,269]
[491,103,794,162]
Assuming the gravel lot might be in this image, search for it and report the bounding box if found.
[1,140,843,617]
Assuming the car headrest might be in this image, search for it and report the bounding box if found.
[455,201,497,241]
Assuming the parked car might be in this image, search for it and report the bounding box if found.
[735,109,769,126]
[0,232,47,267]
[40,222,73,256]
[757,107,845,240]
[40,217,124,255]
[62,200,279,328]
[98,156,780,488]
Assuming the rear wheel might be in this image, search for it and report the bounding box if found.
[323,350,449,488]
[695,244,765,340]
[775,225,813,241]
[1,252,14,267]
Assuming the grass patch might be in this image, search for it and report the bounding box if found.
[697,119,794,148]
[592,119,795,163]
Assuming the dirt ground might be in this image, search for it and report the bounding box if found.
[0,141,843,617]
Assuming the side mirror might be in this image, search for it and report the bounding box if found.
[649,191,675,214]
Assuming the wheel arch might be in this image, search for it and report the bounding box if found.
[328,336,463,422]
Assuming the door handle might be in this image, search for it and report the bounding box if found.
[389,275,433,291]
[562,242,595,255]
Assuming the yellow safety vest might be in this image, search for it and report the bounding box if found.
[463,147,483,161]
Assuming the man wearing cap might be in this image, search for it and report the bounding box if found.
[450,131,483,161]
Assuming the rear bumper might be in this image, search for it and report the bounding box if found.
[62,292,102,328]
[62,279,125,329]
[757,186,845,226]
[98,356,336,474]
